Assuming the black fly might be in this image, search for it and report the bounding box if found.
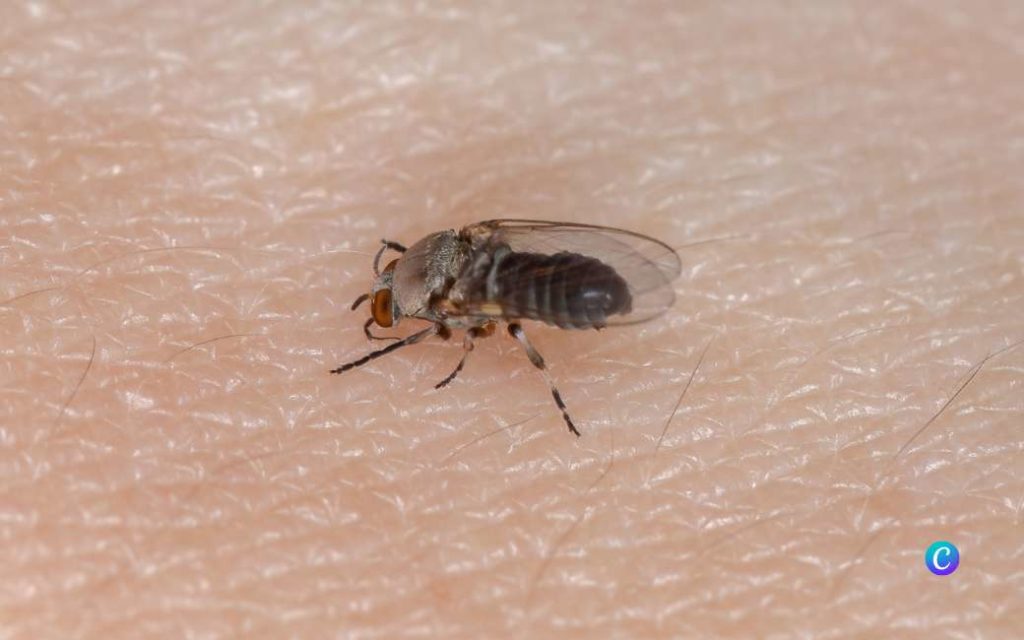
[332,220,681,436]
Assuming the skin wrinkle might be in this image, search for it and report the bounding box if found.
[2,1,1023,638]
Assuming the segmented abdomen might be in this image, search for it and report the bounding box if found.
[488,251,632,329]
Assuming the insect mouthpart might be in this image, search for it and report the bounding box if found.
[330,220,682,437]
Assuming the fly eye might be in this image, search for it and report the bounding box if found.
[371,289,393,327]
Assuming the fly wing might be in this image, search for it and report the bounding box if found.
[459,219,682,325]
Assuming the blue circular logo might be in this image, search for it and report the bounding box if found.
[925,541,959,576]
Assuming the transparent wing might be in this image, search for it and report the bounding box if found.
[460,219,682,325]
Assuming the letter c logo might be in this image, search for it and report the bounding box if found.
[925,541,959,576]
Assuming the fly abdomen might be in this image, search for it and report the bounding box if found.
[488,250,632,328]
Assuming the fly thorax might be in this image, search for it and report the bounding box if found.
[392,230,468,318]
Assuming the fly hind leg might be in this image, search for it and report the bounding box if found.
[435,322,496,389]
[507,322,581,437]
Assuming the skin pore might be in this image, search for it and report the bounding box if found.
[2,2,1022,637]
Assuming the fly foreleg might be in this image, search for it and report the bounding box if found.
[362,317,400,342]
[330,324,437,375]
[507,322,581,437]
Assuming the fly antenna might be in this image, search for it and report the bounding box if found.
[350,293,370,311]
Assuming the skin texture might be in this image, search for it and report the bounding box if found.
[2,1,1023,637]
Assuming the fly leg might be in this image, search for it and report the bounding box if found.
[348,296,399,341]
[373,239,408,276]
[362,317,400,342]
[330,324,437,375]
[507,322,581,437]
[435,322,496,389]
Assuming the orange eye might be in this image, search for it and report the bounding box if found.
[371,289,393,327]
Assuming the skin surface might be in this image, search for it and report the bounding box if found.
[2,1,1023,637]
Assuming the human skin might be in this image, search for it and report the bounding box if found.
[2,1,1023,638]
